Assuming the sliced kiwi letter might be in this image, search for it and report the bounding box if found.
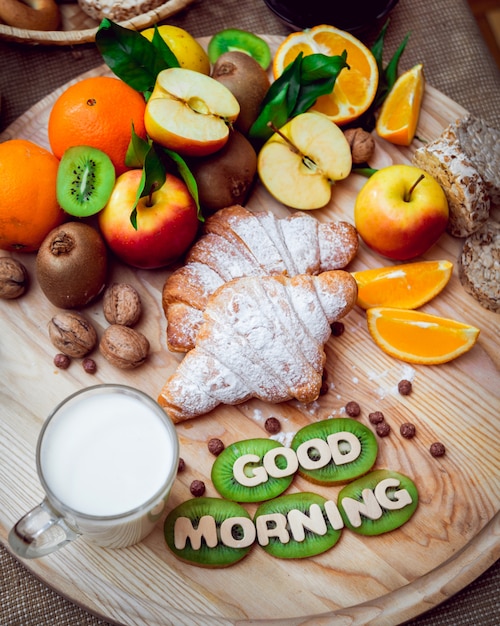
[56,145,116,217]
[291,418,378,485]
[208,28,272,70]
[254,492,342,559]
[211,438,295,503]
[338,469,419,536]
[164,497,254,567]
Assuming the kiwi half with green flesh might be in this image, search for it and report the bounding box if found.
[211,438,295,503]
[208,29,272,70]
[164,497,254,567]
[338,469,419,536]
[254,492,342,559]
[57,145,115,217]
[291,418,378,485]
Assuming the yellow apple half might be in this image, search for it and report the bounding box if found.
[144,68,240,157]
[257,111,352,210]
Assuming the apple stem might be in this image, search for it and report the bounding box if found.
[147,182,159,207]
[267,121,301,155]
[405,174,425,202]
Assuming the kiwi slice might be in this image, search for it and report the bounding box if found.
[338,469,419,536]
[254,492,342,559]
[211,438,295,503]
[164,497,254,567]
[56,145,116,217]
[291,418,378,485]
[208,29,272,70]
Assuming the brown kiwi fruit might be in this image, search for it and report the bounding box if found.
[188,130,257,214]
[212,51,270,135]
[36,222,107,309]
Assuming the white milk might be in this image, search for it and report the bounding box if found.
[38,389,178,548]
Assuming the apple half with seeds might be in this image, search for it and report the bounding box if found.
[144,67,240,157]
[257,111,352,210]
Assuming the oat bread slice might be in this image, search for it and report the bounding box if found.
[458,220,500,313]
[453,114,500,206]
[412,129,490,238]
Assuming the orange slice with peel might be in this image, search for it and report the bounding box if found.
[366,307,480,364]
[352,260,453,310]
[272,24,379,126]
[376,63,425,146]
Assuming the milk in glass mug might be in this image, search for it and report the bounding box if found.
[9,384,179,558]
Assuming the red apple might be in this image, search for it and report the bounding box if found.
[354,164,449,260]
[98,170,199,269]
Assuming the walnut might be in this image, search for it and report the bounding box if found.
[103,283,142,327]
[48,311,97,358]
[0,257,28,299]
[344,128,375,164]
[99,324,149,369]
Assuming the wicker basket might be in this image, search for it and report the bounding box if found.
[0,0,195,45]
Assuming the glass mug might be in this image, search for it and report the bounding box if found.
[9,384,179,559]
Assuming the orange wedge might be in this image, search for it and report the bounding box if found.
[366,307,480,365]
[273,24,379,125]
[352,260,453,310]
[376,63,425,146]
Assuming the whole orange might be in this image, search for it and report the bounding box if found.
[48,76,147,175]
[0,139,66,253]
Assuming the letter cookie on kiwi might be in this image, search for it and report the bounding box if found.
[291,418,378,485]
[338,470,419,535]
[164,497,254,567]
[254,492,343,559]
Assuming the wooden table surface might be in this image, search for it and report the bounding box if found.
[1,31,499,622]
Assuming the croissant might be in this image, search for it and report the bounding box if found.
[162,205,358,352]
[158,270,358,423]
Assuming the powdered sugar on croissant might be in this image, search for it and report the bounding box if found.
[162,206,358,352]
[158,270,358,423]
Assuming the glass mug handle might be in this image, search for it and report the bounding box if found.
[8,499,80,559]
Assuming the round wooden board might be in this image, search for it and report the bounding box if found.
[1,36,499,626]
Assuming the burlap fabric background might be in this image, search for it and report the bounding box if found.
[0,0,499,624]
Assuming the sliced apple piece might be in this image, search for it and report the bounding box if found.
[144,68,240,157]
[257,111,352,210]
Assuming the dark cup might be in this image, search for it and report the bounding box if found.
[263,0,400,37]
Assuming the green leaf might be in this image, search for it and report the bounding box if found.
[291,52,348,115]
[161,147,203,222]
[350,19,410,131]
[249,51,348,142]
[95,19,177,94]
[150,25,181,68]
[130,144,166,230]
[125,123,151,168]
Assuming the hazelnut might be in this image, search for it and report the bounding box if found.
[103,283,142,327]
[48,311,97,358]
[344,127,375,164]
[99,324,149,369]
[0,257,28,299]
